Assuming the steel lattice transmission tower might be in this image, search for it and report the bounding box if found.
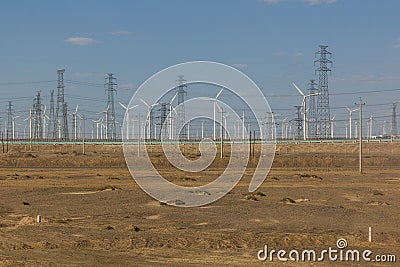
[48,90,54,138]
[307,79,318,138]
[105,73,117,140]
[33,91,43,139]
[294,106,303,140]
[62,102,69,139]
[6,101,13,140]
[54,69,68,140]
[315,45,333,138]
[176,76,187,139]
[159,102,168,139]
[391,102,398,137]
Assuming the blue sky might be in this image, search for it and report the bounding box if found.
[0,0,400,136]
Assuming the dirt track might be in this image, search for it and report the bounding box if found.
[0,143,399,266]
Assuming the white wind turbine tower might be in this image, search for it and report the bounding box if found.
[140,99,157,140]
[167,91,179,140]
[223,112,229,139]
[382,120,387,136]
[266,112,279,140]
[354,121,358,139]
[119,102,138,140]
[71,105,79,140]
[281,118,288,139]
[97,105,110,139]
[345,105,359,139]
[330,114,336,139]
[368,114,374,139]
[12,115,20,139]
[212,88,224,140]
[42,105,49,139]
[24,109,34,140]
[292,82,319,140]
[92,118,102,139]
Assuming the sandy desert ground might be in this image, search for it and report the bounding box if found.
[0,142,399,266]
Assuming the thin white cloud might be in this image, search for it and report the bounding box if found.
[110,30,133,36]
[233,63,248,68]
[393,44,400,49]
[293,52,304,57]
[261,0,337,5]
[65,37,94,46]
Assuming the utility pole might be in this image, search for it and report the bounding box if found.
[357,97,365,173]
[105,74,117,140]
[82,115,86,155]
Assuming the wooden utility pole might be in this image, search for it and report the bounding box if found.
[358,97,365,173]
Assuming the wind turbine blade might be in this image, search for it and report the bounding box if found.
[129,104,139,110]
[140,98,149,107]
[292,82,305,96]
[170,91,179,104]
[119,102,127,110]
[345,105,351,112]
[306,93,320,97]
[215,87,224,99]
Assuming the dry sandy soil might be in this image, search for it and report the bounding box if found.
[0,142,399,266]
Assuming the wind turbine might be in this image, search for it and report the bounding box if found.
[368,114,374,139]
[97,105,110,139]
[168,91,179,140]
[140,99,158,140]
[223,112,229,139]
[119,102,138,140]
[12,115,20,139]
[292,82,319,140]
[382,120,387,137]
[213,88,224,139]
[91,118,102,139]
[354,121,358,139]
[42,105,49,139]
[24,109,34,140]
[330,114,336,139]
[71,105,79,140]
[345,105,359,139]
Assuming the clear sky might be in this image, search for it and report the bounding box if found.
[1,0,399,137]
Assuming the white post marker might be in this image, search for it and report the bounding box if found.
[369,226,372,242]
[36,215,42,223]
